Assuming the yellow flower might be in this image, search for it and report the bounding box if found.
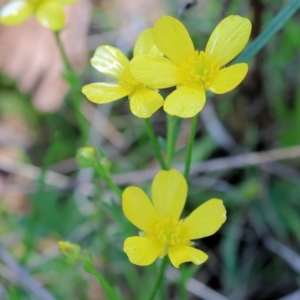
[82,29,164,118]
[0,0,76,31]
[130,15,252,118]
[122,169,226,268]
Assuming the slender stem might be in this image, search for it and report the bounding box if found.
[179,281,187,300]
[166,114,177,168]
[184,115,198,181]
[95,162,122,199]
[82,260,120,300]
[55,32,119,197]
[54,31,73,74]
[147,257,168,300]
[103,173,122,198]
[54,31,88,142]
[144,119,167,170]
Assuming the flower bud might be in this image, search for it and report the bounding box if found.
[76,146,97,168]
[58,241,81,264]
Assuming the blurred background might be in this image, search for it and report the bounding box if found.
[1,0,300,299]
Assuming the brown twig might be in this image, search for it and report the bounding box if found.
[0,155,71,189]
[1,145,300,188]
[200,102,300,182]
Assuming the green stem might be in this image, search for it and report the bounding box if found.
[147,257,168,300]
[83,260,120,300]
[54,31,73,74]
[179,281,187,300]
[144,119,167,170]
[95,162,122,199]
[54,31,88,142]
[103,173,122,199]
[184,115,198,181]
[166,114,177,168]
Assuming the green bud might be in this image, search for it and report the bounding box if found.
[58,241,81,264]
[76,146,97,168]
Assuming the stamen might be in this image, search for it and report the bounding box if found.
[147,216,189,249]
[178,50,220,89]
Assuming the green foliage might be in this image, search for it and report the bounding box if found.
[1,0,300,299]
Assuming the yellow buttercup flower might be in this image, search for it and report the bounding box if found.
[122,169,226,268]
[131,15,252,118]
[0,0,76,31]
[82,29,164,118]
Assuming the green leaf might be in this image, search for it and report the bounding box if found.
[235,0,300,63]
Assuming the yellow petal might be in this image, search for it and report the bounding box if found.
[122,187,159,232]
[153,15,194,64]
[124,236,163,266]
[168,245,208,268]
[151,169,187,219]
[205,15,251,66]
[209,63,248,94]
[91,46,129,79]
[129,87,163,118]
[133,28,162,57]
[0,0,32,26]
[130,55,179,89]
[36,2,66,31]
[82,83,130,104]
[184,199,226,240]
[164,85,205,118]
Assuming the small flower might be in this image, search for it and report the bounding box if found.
[131,15,252,118]
[122,169,226,268]
[0,0,76,31]
[82,29,164,118]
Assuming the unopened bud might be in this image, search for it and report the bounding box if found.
[76,146,97,168]
[58,241,81,263]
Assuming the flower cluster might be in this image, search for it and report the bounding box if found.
[0,0,77,31]
[57,14,250,269]
[83,15,251,118]
[81,14,250,268]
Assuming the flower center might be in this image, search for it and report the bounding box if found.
[147,216,189,251]
[179,51,220,89]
